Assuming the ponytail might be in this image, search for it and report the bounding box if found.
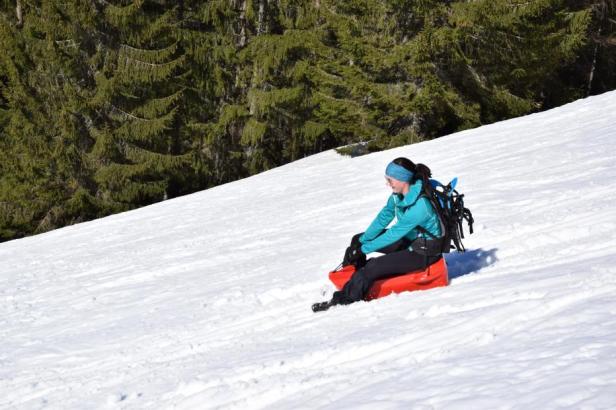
[414,163,432,181]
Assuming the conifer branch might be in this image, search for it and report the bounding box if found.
[55,39,78,48]
[120,56,183,69]
[315,67,343,80]
[120,42,179,60]
[108,104,144,121]
[315,90,362,107]
[104,0,145,25]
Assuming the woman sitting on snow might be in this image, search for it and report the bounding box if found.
[312,158,444,312]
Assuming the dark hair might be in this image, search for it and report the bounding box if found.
[393,157,415,173]
[393,157,431,183]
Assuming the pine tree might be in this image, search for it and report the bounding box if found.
[88,0,192,210]
[574,0,616,96]
[0,1,99,239]
[176,0,249,187]
[234,0,400,172]
[442,0,593,120]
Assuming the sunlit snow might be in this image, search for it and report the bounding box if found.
[2,92,616,409]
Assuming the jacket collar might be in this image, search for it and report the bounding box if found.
[395,179,423,208]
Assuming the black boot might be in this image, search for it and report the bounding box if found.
[312,300,334,312]
[312,291,354,313]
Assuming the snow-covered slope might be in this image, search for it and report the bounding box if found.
[2,92,616,409]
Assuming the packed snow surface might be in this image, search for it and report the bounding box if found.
[2,92,616,409]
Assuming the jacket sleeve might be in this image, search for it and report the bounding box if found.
[359,196,395,243]
[361,197,432,254]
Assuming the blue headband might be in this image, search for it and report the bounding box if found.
[385,162,414,182]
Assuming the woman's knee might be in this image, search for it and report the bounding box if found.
[359,260,386,282]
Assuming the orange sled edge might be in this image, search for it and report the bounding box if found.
[328,257,449,301]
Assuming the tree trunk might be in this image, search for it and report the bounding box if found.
[257,0,267,35]
[238,0,247,48]
[588,1,608,96]
[16,0,23,28]
[587,40,599,96]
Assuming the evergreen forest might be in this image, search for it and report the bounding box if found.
[1,0,615,242]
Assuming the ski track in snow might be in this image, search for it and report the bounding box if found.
[2,92,616,409]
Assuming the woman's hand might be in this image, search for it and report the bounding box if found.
[344,245,366,269]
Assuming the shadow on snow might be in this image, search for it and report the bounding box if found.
[445,248,498,280]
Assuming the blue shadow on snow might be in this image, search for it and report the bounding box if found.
[444,248,498,280]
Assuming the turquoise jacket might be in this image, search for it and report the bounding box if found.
[359,180,442,254]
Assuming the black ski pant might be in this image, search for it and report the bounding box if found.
[332,239,442,305]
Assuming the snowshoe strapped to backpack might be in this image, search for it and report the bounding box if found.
[416,177,474,254]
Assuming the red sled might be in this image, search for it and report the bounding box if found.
[328,257,449,300]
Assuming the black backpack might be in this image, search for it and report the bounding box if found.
[420,178,474,253]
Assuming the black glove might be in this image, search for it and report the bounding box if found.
[342,246,353,266]
[345,246,366,269]
[350,232,363,250]
[342,232,366,267]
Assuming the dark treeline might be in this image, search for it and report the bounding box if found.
[1,0,615,241]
